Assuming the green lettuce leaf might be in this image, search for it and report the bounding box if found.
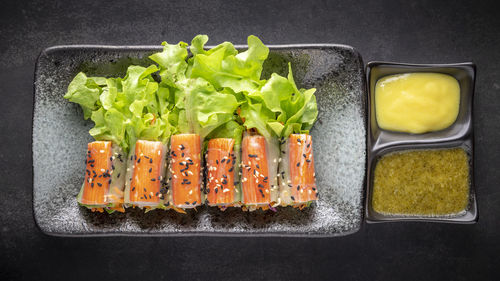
[189,35,268,94]
[173,77,239,139]
[64,65,174,153]
[243,63,318,137]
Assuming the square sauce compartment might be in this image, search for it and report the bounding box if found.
[365,62,477,223]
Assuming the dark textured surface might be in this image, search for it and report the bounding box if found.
[1,0,499,280]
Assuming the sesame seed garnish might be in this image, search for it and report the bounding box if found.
[307,143,311,148]
[291,196,295,201]
[151,178,156,181]
[97,183,102,187]
[149,168,152,173]
[296,162,300,167]
[132,187,135,191]
[306,159,311,163]
[248,154,257,158]
[100,150,105,153]
[143,188,147,192]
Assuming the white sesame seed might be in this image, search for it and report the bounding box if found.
[100,150,105,153]
[100,168,105,172]
[189,190,193,195]
[223,188,230,193]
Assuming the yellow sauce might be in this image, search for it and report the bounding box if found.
[372,148,469,216]
[375,73,460,134]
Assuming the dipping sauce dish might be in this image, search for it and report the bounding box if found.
[365,62,477,223]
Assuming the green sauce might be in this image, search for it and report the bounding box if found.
[372,148,469,216]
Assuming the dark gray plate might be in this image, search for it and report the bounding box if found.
[33,44,366,237]
[365,62,477,223]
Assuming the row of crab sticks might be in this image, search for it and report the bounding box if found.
[78,133,316,212]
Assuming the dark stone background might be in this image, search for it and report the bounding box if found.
[1,0,499,280]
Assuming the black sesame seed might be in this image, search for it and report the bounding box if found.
[130,155,133,161]
[215,188,218,194]
[216,159,219,165]
[132,187,135,191]
[143,188,147,192]
[192,201,197,205]
[149,195,152,199]
[181,152,185,157]
[137,158,141,163]
[222,174,227,178]
[297,185,300,191]
[258,184,264,188]
[297,138,301,143]
[256,164,260,169]
[296,162,300,167]
[307,143,311,148]
[90,164,94,168]
[222,179,227,185]
[228,167,234,172]
[91,183,94,188]
[97,183,102,187]
[281,151,286,154]
[155,192,159,196]
[186,181,191,185]
[291,196,295,201]
[248,154,257,158]
[149,168,152,173]
[151,178,156,181]
[303,154,307,158]
[306,159,311,163]
[221,158,226,164]
[149,158,152,164]
[185,201,190,205]
[144,155,150,159]
[108,179,112,184]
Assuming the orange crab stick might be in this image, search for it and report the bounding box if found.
[170,134,203,208]
[80,141,113,205]
[206,138,239,206]
[127,140,168,206]
[241,135,271,206]
[280,134,317,205]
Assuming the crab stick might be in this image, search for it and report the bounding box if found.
[205,138,240,207]
[279,134,317,206]
[170,134,203,208]
[241,134,279,209]
[77,141,126,211]
[124,140,169,208]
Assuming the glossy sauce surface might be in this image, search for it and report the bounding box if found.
[375,73,460,134]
